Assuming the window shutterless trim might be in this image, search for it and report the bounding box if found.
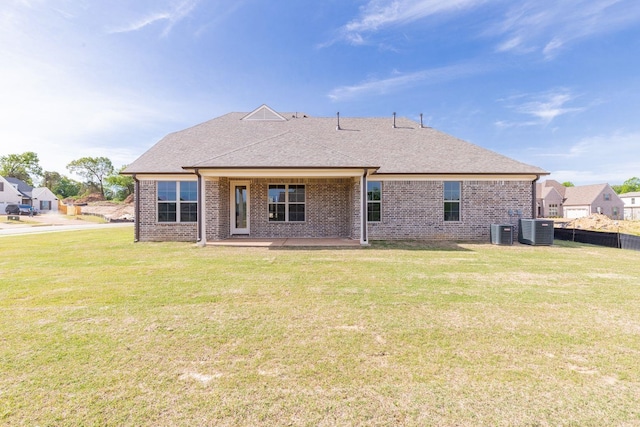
[267,184,305,222]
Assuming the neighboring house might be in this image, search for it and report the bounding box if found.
[123,105,548,244]
[536,181,564,217]
[1,177,59,213]
[619,191,640,220]
[5,177,33,204]
[563,184,624,219]
[537,180,624,220]
[0,175,23,212]
[32,187,59,213]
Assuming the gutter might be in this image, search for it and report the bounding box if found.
[133,174,140,242]
[532,175,540,219]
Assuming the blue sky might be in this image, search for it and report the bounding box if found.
[1,0,639,185]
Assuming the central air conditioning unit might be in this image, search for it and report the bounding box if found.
[518,219,554,246]
[490,224,513,245]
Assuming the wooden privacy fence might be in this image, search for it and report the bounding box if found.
[57,202,82,216]
[554,228,640,251]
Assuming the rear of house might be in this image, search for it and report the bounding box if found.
[124,105,548,245]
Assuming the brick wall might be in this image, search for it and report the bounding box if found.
[208,178,353,239]
[368,180,533,241]
[137,180,197,242]
[138,178,532,243]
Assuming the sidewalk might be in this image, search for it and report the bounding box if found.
[0,213,133,236]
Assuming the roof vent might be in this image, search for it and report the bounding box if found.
[392,112,396,128]
[420,113,424,128]
[336,112,341,131]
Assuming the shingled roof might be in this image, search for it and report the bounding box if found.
[124,106,547,176]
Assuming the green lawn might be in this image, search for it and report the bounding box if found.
[1,229,639,426]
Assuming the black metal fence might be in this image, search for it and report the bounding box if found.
[554,228,640,251]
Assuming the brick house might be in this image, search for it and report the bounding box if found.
[123,105,548,244]
[537,180,624,220]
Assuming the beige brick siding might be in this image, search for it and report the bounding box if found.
[136,178,532,242]
[368,180,532,241]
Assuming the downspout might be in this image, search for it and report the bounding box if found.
[361,170,368,245]
[195,168,203,244]
[133,174,140,242]
[532,175,540,219]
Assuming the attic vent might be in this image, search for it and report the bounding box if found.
[241,104,287,121]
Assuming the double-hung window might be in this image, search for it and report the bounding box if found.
[444,181,461,221]
[157,181,198,222]
[268,184,305,222]
[367,181,381,222]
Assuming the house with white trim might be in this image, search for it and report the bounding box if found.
[0,175,23,212]
[0,177,59,213]
[619,191,640,220]
[123,105,548,244]
[537,180,625,220]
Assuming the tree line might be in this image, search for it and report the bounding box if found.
[0,151,134,201]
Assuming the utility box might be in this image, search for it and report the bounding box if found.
[490,224,513,245]
[518,219,554,246]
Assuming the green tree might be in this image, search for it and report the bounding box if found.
[105,165,135,201]
[66,157,114,198]
[615,177,640,194]
[0,151,43,185]
[562,181,575,187]
[53,176,82,199]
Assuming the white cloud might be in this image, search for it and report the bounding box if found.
[107,0,200,36]
[331,0,488,45]
[536,131,640,185]
[328,63,487,101]
[496,88,586,127]
[489,0,640,59]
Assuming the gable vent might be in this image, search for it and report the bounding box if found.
[241,104,287,121]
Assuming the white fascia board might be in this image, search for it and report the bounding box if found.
[197,168,367,178]
[370,174,540,181]
[135,174,197,181]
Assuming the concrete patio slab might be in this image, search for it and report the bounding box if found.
[206,238,362,248]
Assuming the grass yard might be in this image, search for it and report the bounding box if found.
[1,229,639,426]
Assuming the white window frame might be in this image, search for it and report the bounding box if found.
[268,184,305,222]
[367,181,382,222]
[444,181,461,222]
[157,181,198,223]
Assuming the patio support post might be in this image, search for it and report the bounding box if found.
[196,169,206,246]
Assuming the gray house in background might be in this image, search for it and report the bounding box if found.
[123,105,548,244]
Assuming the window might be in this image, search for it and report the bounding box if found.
[0,182,3,191]
[604,193,611,201]
[367,181,381,222]
[268,184,305,222]
[444,181,461,221]
[40,200,51,210]
[157,181,197,222]
[549,203,559,217]
[613,207,619,218]
[632,198,636,205]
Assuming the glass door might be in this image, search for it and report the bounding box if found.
[230,182,249,234]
